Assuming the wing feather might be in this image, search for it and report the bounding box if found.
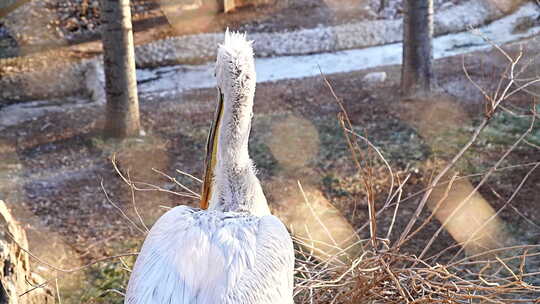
[125,206,294,304]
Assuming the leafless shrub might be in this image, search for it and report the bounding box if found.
[293,39,540,303]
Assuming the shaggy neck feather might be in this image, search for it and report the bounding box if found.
[208,32,269,216]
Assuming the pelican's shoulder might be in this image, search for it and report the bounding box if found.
[148,205,289,243]
[125,207,293,304]
[152,205,260,231]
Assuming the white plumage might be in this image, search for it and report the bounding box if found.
[125,31,295,304]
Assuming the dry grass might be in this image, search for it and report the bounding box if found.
[294,241,540,303]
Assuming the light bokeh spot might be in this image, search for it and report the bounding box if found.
[160,0,220,35]
[268,115,320,170]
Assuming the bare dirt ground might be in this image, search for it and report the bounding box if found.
[0,38,538,301]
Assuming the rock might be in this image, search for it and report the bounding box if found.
[65,17,79,32]
[80,16,88,26]
[0,200,54,303]
[362,71,387,85]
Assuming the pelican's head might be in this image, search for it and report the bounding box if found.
[200,31,267,215]
[215,31,256,103]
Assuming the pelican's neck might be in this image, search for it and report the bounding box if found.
[208,85,269,216]
[216,86,253,170]
[202,31,270,216]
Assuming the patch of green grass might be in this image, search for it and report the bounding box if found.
[77,241,140,304]
[482,109,540,147]
[251,113,431,176]
[81,259,133,303]
[89,133,167,155]
[315,119,350,165]
[322,174,351,197]
[367,126,430,166]
[248,109,537,187]
[316,117,430,169]
[426,108,540,175]
[249,139,279,176]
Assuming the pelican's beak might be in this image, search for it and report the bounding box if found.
[200,89,224,209]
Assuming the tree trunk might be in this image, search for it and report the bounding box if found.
[401,0,433,100]
[101,0,141,138]
[0,200,54,304]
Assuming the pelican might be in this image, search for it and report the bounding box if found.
[125,31,295,304]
